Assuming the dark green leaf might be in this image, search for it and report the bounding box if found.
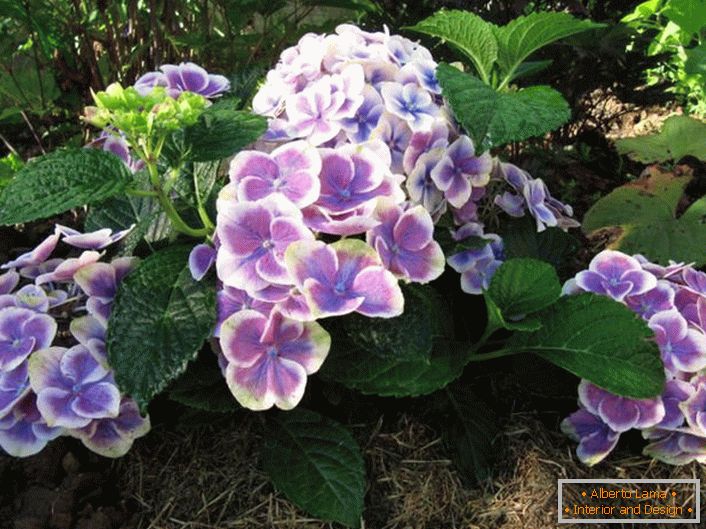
[183,100,266,162]
[499,216,579,271]
[493,12,605,80]
[263,409,365,528]
[509,59,553,81]
[320,286,466,396]
[583,166,706,266]
[407,10,498,82]
[663,0,706,36]
[107,245,217,411]
[487,258,561,324]
[0,148,131,225]
[437,64,570,151]
[685,43,706,76]
[509,293,664,398]
[169,352,239,413]
[444,385,499,484]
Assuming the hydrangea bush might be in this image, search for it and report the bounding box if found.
[0,10,691,528]
[562,250,706,465]
[0,226,149,457]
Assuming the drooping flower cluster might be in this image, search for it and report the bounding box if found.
[206,25,576,411]
[0,226,150,458]
[562,250,706,465]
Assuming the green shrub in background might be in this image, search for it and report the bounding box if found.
[623,0,706,116]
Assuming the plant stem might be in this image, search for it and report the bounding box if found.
[466,348,523,362]
[146,159,209,238]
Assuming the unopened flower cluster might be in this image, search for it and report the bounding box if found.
[206,25,576,411]
[0,226,149,457]
[562,250,706,465]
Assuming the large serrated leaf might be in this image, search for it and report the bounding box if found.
[583,166,706,266]
[487,258,561,320]
[107,245,216,411]
[0,148,131,225]
[437,63,570,151]
[444,384,499,484]
[407,10,498,82]
[168,351,239,413]
[499,216,579,271]
[183,100,266,162]
[615,115,706,163]
[493,12,604,81]
[319,285,464,397]
[509,293,664,398]
[263,409,365,528]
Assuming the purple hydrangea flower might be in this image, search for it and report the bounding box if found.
[189,244,216,281]
[575,251,658,302]
[56,224,134,250]
[648,309,706,372]
[135,62,230,99]
[285,65,365,145]
[0,307,57,371]
[220,310,330,410]
[402,121,448,176]
[679,376,706,436]
[371,113,412,173]
[229,141,322,208]
[216,195,314,294]
[215,286,274,337]
[340,85,385,143]
[0,393,62,457]
[561,409,620,466]
[2,230,60,270]
[651,379,693,431]
[406,149,446,220]
[36,251,102,285]
[367,199,445,283]
[430,135,492,208]
[12,285,50,312]
[29,345,121,429]
[447,223,504,295]
[0,362,30,418]
[625,282,675,319]
[380,82,440,131]
[643,431,706,465]
[72,397,150,457]
[285,239,404,319]
[578,380,665,433]
[0,271,19,295]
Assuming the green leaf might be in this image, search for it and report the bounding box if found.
[407,10,498,82]
[615,115,706,163]
[583,166,706,266]
[499,216,579,270]
[685,43,706,76]
[107,245,217,411]
[169,352,239,413]
[493,12,605,81]
[487,258,561,320]
[509,59,553,81]
[320,285,465,396]
[663,0,706,36]
[0,148,131,225]
[437,63,570,151]
[444,385,499,484]
[509,293,664,398]
[86,193,171,255]
[263,409,365,528]
[183,100,266,162]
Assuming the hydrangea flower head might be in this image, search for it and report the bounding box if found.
[564,249,706,466]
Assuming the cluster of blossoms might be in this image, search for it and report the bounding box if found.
[562,250,706,465]
[197,25,576,411]
[0,226,149,458]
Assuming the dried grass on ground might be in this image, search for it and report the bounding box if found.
[115,412,706,529]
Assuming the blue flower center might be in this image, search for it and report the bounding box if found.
[12,339,21,348]
[334,278,346,294]
[262,239,274,249]
[608,277,619,286]
[72,383,82,394]
[267,347,278,358]
[340,189,351,198]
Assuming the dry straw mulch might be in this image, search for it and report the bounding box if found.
[115,412,706,529]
